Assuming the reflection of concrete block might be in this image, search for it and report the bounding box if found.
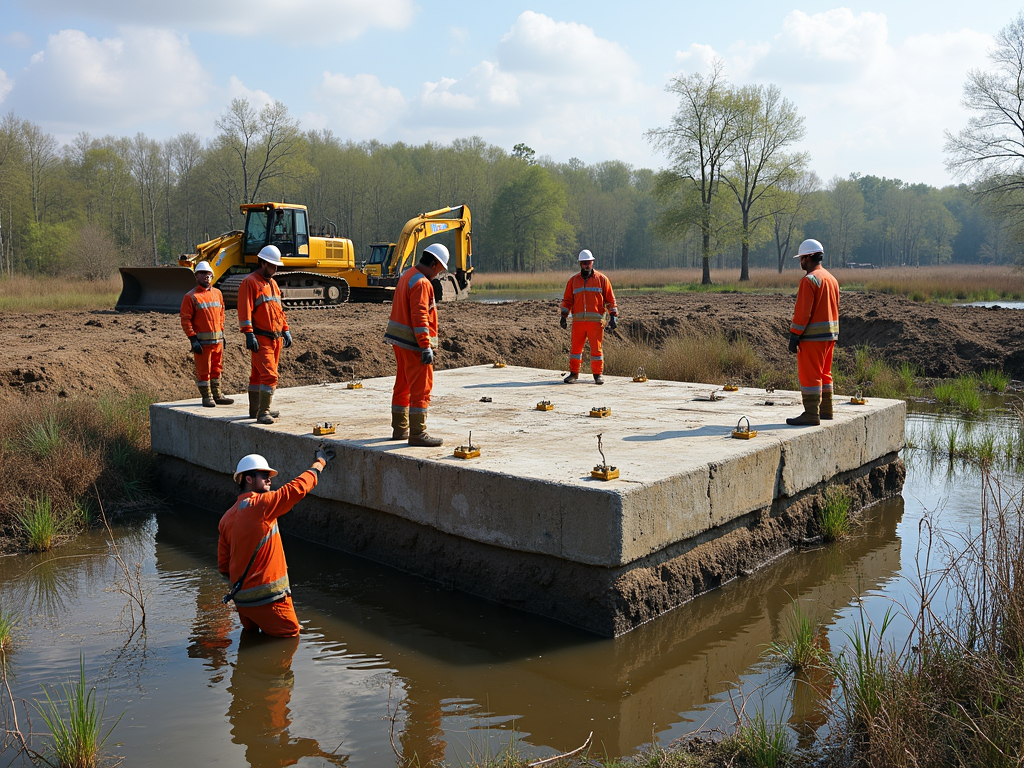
[152,366,906,634]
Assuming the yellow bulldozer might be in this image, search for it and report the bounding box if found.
[115,202,474,312]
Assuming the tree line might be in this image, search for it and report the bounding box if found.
[0,48,1019,282]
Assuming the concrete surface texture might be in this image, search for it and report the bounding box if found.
[151,365,906,570]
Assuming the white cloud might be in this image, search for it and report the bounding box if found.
[0,70,11,105]
[672,10,992,185]
[4,27,211,137]
[308,72,406,139]
[25,0,413,43]
[2,31,32,49]
[394,11,662,163]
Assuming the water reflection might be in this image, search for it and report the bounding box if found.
[228,633,348,767]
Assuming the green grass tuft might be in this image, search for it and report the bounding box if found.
[818,486,852,542]
[16,496,64,553]
[979,368,1010,392]
[734,710,790,768]
[763,599,826,673]
[34,655,121,768]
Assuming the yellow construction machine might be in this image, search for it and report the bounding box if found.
[115,202,474,312]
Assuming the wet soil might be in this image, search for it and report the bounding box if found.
[3,291,1022,401]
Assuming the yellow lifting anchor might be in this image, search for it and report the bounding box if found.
[723,382,739,392]
[454,430,481,459]
[850,389,868,405]
[632,366,648,383]
[591,433,619,481]
[313,422,336,436]
[536,399,553,411]
[346,378,363,389]
[589,406,611,418]
[492,359,506,368]
[731,416,757,440]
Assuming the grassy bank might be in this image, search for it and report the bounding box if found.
[0,275,121,313]
[0,392,157,550]
[474,265,1024,303]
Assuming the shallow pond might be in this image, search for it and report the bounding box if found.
[0,410,1015,766]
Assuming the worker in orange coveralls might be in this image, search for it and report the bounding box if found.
[383,243,449,447]
[560,249,617,385]
[238,245,292,425]
[787,238,840,426]
[180,261,233,408]
[219,448,334,637]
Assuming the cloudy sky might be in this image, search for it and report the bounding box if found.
[0,1,1019,186]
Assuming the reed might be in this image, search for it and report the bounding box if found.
[0,275,121,313]
[0,607,17,657]
[979,368,1010,392]
[34,655,121,768]
[15,496,64,552]
[931,375,982,414]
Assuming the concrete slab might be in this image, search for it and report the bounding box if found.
[151,365,906,635]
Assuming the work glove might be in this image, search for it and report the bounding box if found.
[315,446,335,465]
[421,346,435,366]
[245,332,260,352]
[283,330,292,348]
[608,315,618,331]
[189,337,203,355]
[788,333,800,354]
[559,315,568,329]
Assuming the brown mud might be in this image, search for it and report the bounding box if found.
[3,291,1022,401]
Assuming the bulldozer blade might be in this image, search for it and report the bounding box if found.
[116,266,198,313]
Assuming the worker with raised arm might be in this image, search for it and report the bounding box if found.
[786,238,840,426]
[560,249,617,385]
[238,245,292,425]
[219,447,334,637]
[383,243,448,447]
[180,261,233,407]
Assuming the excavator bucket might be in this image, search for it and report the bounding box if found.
[115,266,199,313]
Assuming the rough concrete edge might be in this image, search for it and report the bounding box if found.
[156,450,905,637]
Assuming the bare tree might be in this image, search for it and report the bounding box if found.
[721,84,808,280]
[214,97,301,204]
[945,12,1024,235]
[823,176,865,268]
[768,170,820,272]
[22,120,58,225]
[126,134,163,265]
[647,60,739,285]
[169,132,202,251]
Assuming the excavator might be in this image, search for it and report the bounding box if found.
[115,202,474,312]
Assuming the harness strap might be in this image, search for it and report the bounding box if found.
[222,522,279,604]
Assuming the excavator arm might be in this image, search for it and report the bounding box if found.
[378,205,473,301]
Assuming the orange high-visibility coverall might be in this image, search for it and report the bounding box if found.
[561,270,617,375]
[237,271,289,395]
[790,265,840,395]
[383,267,437,416]
[218,465,321,637]
[180,285,226,388]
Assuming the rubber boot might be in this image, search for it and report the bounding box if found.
[211,379,234,406]
[391,407,410,440]
[593,374,604,385]
[199,384,216,408]
[408,412,442,447]
[256,390,277,425]
[820,390,833,420]
[563,372,579,384]
[786,393,821,426]
[248,390,259,418]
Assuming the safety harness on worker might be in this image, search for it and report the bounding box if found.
[222,518,284,605]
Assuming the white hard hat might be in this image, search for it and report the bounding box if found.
[794,239,824,258]
[578,249,594,262]
[233,454,278,483]
[423,243,450,269]
[258,245,284,266]
[194,261,213,274]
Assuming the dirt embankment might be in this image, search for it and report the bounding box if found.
[2,292,1022,402]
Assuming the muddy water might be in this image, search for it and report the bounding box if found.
[0,411,1007,767]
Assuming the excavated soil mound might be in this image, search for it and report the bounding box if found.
[3,292,1022,402]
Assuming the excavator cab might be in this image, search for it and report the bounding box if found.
[244,207,310,258]
[363,243,395,278]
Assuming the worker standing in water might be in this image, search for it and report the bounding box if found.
[219,447,333,637]
[180,261,233,407]
[384,244,449,447]
[786,238,840,426]
[238,245,292,424]
[560,249,618,384]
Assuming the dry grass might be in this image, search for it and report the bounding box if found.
[0,393,155,542]
[0,276,121,313]
[474,265,1024,303]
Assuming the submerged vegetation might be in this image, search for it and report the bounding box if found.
[0,392,156,550]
